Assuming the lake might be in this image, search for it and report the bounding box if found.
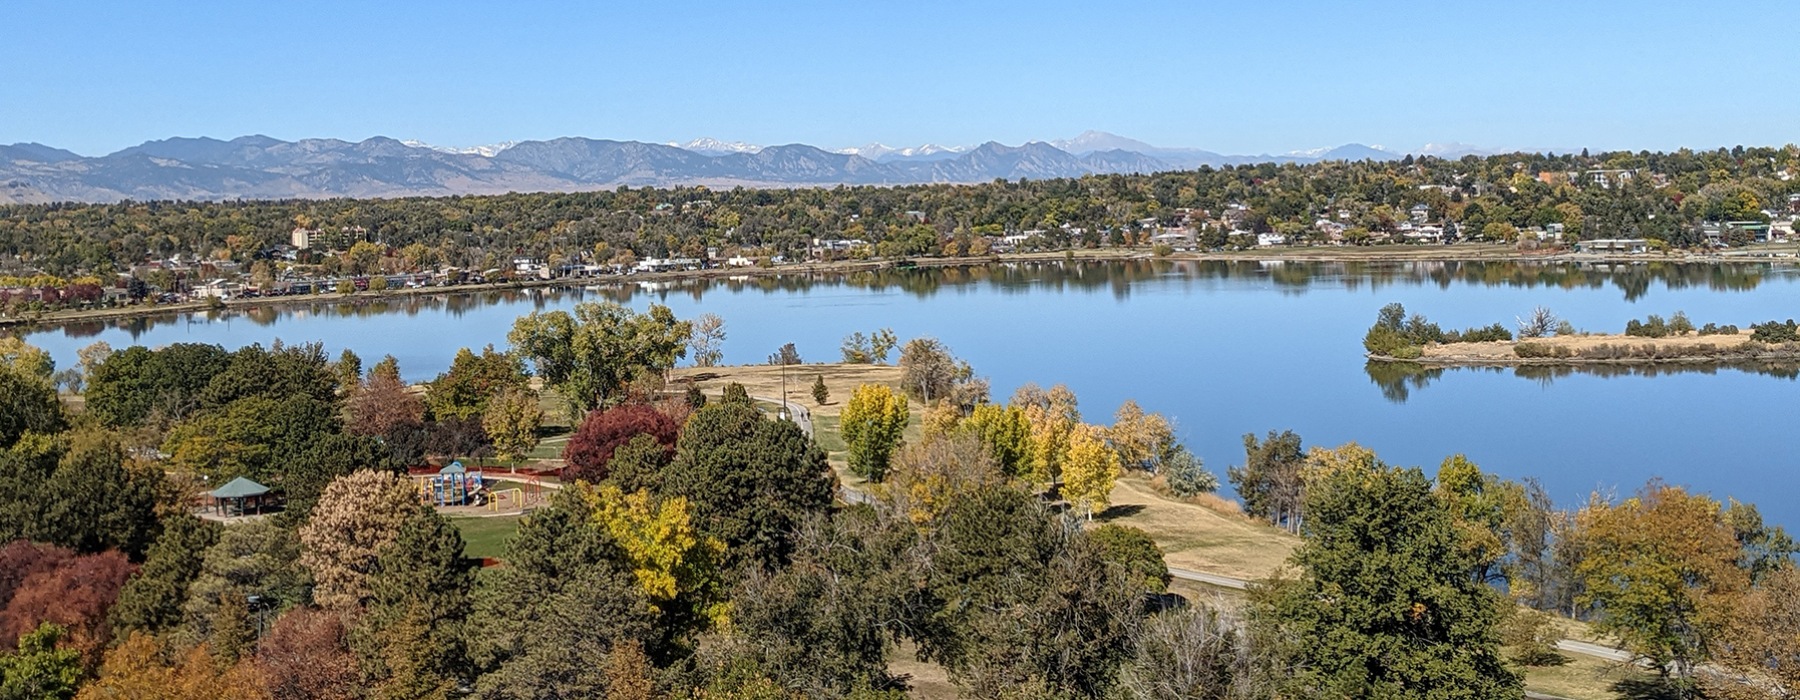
[21,259,1800,525]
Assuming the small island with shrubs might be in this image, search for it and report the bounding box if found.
[1364,302,1800,366]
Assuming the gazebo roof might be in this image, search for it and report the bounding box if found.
[210,476,271,499]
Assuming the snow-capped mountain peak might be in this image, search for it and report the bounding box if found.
[400,140,518,157]
[834,142,969,161]
[672,138,763,154]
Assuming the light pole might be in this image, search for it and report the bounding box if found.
[779,354,790,421]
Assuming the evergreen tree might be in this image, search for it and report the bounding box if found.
[358,507,475,698]
[663,402,835,569]
[110,514,221,635]
[1254,461,1521,699]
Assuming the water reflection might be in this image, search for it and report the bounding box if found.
[18,259,1792,341]
[1366,359,1800,403]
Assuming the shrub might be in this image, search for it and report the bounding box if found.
[1513,342,1572,359]
[1750,319,1800,343]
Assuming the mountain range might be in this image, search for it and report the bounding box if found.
[0,131,1468,204]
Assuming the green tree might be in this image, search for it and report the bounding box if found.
[0,364,63,451]
[357,507,475,700]
[840,384,909,483]
[810,375,829,405]
[0,624,83,700]
[181,519,310,645]
[423,346,529,421]
[1254,460,1521,699]
[469,491,659,696]
[507,302,691,415]
[1227,430,1306,533]
[482,386,543,463]
[110,514,221,636]
[1088,524,1171,593]
[662,402,835,569]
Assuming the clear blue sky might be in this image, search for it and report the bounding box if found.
[5,0,1798,156]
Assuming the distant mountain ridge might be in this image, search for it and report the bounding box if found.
[0,131,1421,204]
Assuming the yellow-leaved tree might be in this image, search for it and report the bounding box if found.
[961,402,1032,478]
[1061,423,1121,520]
[1107,399,1173,471]
[580,484,726,624]
[840,383,909,483]
[482,385,544,463]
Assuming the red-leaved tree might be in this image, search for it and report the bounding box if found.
[0,541,136,664]
[255,606,361,700]
[562,404,679,483]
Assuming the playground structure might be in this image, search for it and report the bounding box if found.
[485,472,550,513]
[411,461,555,513]
[417,462,488,507]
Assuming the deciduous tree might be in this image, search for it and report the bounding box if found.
[840,384,909,483]
[507,302,691,414]
[482,386,543,463]
[689,313,726,368]
[298,471,420,611]
[1061,423,1120,520]
[1572,483,1748,681]
[1228,430,1306,533]
[562,404,680,484]
[423,346,529,421]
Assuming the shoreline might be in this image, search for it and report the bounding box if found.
[4,244,1794,331]
[1367,332,1800,368]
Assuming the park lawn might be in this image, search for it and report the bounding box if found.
[1520,653,1662,700]
[450,514,524,561]
[672,362,906,419]
[1100,476,1300,582]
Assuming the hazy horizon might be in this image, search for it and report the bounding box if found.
[5,1,1799,157]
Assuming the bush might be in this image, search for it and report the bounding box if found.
[1750,319,1800,343]
[1161,446,1217,497]
[1151,243,1174,257]
[1514,342,1572,359]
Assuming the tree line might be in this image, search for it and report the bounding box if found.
[2,299,1796,698]
[6,144,1800,280]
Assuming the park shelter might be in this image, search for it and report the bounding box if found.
[209,476,273,516]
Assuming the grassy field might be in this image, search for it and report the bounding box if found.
[672,362,906,420]
[1100,476,1300,581]
[449,514,524,560]
[1521,654,1663,700]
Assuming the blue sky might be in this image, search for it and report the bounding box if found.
[5,0,1798,156]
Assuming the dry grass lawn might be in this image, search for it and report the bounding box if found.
[1418,330,1757,362]
[1521,653,1661,700]
[672,362,905,419]
[1101,476,1300,581]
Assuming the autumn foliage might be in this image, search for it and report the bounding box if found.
[563,404,680,483]
[0,541,136,665]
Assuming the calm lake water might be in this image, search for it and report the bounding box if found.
[22,260,1800,525]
